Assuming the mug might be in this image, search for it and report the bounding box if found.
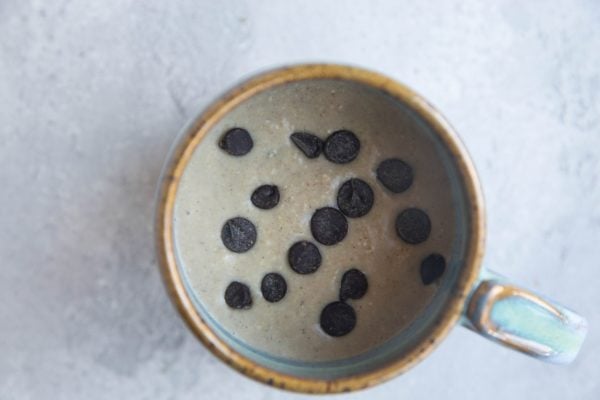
[155,64,587,393]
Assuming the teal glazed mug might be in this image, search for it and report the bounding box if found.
[156,64,587,393]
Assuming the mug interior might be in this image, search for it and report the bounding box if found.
[159,66,482,389]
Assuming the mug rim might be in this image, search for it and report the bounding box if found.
[155,64,486,393]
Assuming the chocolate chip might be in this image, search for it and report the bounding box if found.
[320,301,356,337]
[221,217,257,253]
[224,281,252,309]
[261,273,287,302]
[420,253,446,285]
[395,208,431,244]
[251,184,280,210]
[290,132,323,159]
[339,269,368,301]
[218,127,253,156]
[288,241,322,274]
[376,158,413,193]
[323,130,360,164]
[310,207,348,246]
[337,178,374,218]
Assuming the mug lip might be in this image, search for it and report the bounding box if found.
[155,64,486,394]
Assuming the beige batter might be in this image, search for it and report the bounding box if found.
[173,79,456,362]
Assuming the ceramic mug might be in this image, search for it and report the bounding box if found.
[155,64,587,393]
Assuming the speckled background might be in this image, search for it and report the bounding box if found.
[1,1,598,399]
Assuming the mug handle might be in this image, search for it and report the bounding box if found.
[461,270,587,364]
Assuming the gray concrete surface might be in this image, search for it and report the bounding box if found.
[1,1,598,399]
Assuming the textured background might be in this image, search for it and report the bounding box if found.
[1,1,599,399]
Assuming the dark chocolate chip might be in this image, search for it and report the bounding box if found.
[323,130,360,164]
[320,301,356,337]
[251,184,280,210]
[310,207,348,246]
[224,281,252,309]
[376,158,413,193]
[420,253,446,285]
[290,132,323,159]
[221,217,257,253]
[339,269,368,301]
[395,208,431,245]
[261,273,287,302]
[218,127,253,156]
[337,178,374,218]
[288,241,322,274]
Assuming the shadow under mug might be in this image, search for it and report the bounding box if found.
[155,64,587,394]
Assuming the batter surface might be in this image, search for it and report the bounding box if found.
[173,79,456,362]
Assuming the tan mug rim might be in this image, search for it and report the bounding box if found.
[155,64,486,393]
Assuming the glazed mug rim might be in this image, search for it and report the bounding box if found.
[155,64,486,393]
